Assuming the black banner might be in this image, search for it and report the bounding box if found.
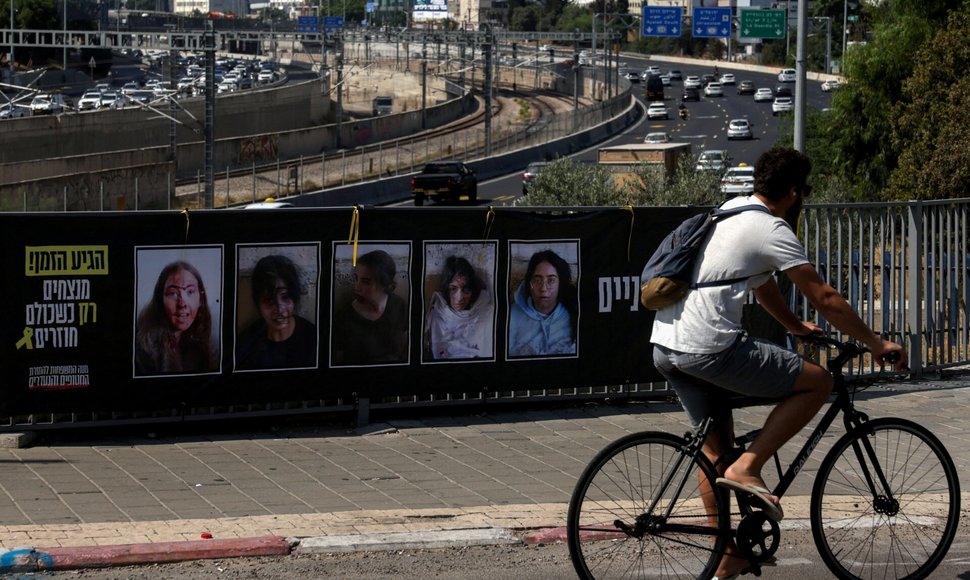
[0,205,712,416]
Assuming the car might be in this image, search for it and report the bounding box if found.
[99,91,119,108]
[701,73,717,85]
[646,102,669,120]
[624,70,641,83]
[0,103,30,118]
[77,90,103,111]
[109,93,134,109]
[243,197,295,209]
[737,80,755,95]
[719,73,736,85]
[643,132,670,144]
[257,69,275,83]
[538,44,554,53]
[778,68,796,82]
[696,149,731,173]
[522,161,549,194]
[121,81,140,94]
[774,84,793,98]
[704,82,723,97]
[754,88,774,102]
[659,74,671,86]
[29,93,70,114]
[726,119,753,140]
[681,87,701,102]
[821,79,842,92]
[684,76,702,89]
[772,96,794,115]
[667,69,683,80]
[720,164,756,196]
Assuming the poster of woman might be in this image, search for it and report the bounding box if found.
[234,243,320,372]
[422,242,497,363]
[330,242,412,367]
[507,240,580,359]
[133,246,223,377]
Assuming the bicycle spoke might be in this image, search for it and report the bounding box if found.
[811,419,959,580]
[568,433,727,579]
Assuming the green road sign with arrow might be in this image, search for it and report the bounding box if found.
[739,9,786,40]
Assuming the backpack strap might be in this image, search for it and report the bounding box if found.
[689,202,775,289]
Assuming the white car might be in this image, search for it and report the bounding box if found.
[646,102,669,120]
[772,96,794,115]
[726,119,753,140]
[101,91,122,108]
[778,68,796,82]
[29,93,69,114]
[684,76,702,89]
[0,103,30,118]
[704,82,724,97]
[77,90,103,111]
[719,73,736,85]
[821,79,842,92]
[257,69,275,83]
[720,165,756,196]
[754,88,774,102]
[696,149,731,172]
[643,132,670,144]
[659,74,671,86]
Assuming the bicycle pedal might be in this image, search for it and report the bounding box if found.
[740,564,762,577]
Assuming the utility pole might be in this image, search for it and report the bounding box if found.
[793,0,807,151]
[203,19,215,208]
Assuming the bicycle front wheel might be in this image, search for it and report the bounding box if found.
[567,432,728,579]
[811,418,960,580]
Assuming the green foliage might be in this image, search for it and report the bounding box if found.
[886,9,970,200]
[514,159,626,206]
[515,155,723,208]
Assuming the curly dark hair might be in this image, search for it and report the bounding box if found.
[754,147,812,201]
[438,256,484,307]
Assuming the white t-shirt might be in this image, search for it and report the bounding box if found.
[650,196,809,353]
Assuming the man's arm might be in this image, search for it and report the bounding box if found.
[753,276,819,336]
[784,263,908,369]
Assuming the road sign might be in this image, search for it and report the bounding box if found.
[323,16,344,32]
[693,7,732,38]
[297,16,319,33]
[739,9,786,39]
[642,6,682,38]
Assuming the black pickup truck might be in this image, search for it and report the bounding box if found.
[410,162,478,206]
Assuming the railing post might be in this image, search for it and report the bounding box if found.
[907,200,923,377]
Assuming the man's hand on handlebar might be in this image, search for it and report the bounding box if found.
[872,337,909,373]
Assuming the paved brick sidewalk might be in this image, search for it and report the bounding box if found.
[0,374,968,564]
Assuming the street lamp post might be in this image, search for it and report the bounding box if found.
[842,0,848,60]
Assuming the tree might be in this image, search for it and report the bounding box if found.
[886,8,970,200]
[514,158,625,206]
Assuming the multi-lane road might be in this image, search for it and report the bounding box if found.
[482,57,834,205]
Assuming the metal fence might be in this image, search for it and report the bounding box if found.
[800,199,970,378]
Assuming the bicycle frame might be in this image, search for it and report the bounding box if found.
[730,343,897,505]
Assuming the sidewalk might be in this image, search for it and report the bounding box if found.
[1,372,968,572]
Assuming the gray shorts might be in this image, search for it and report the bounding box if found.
[652,333,803,429]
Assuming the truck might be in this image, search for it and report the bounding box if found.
[597,143,692,187]
[410,161,478,206]
[644,74,664,101]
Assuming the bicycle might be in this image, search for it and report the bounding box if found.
[567,334,960,579]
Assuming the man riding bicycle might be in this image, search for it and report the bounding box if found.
[649,147,907,579]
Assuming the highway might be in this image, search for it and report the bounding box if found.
[480,57,834,206]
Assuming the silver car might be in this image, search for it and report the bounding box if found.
[726,119,753,140]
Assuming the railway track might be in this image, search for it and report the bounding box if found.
[176,85,582,208]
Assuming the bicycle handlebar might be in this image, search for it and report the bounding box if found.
[792,333,904,368]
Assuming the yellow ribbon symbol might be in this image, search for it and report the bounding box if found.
[15,327,34,350]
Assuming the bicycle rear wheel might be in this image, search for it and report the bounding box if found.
[811,418,960,580]
[567,432,728,579]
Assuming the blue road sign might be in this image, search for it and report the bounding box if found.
[366,2,375,13]
[297,16,319,33]
[693,7,732,38]
[642,6,682,38]
[323,15,344,32]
